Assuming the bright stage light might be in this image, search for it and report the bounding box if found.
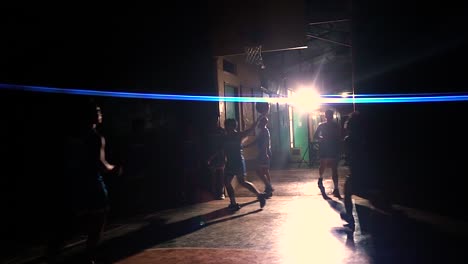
[341,92,352,98]
[290,87,322,113]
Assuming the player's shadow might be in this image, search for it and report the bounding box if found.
[51,199,262,264]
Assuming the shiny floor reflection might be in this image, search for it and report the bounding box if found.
[275,197,370,264]
[113,195,370,264]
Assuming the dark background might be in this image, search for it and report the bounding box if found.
[352,0,468,216]
[0,2,219,247]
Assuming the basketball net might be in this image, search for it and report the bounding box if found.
[245,45,265,69]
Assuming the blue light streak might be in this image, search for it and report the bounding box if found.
[1,83,468,104]
[323,95,468,103]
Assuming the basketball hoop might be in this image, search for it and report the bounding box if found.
[245,45,265,69]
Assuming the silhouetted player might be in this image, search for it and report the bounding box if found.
[244,116,274,197]
[206,115,226,200]
[47,101,121,264]
[314,109,341,198]
[210,118,266,211]
[342,111,366,229]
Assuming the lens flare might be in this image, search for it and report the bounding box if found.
[1,83,468,104]
[290,88,322,113]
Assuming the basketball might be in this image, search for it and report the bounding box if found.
[255,102,270,115]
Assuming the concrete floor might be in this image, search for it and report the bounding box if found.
[10,165,468,264]
[93,166,368,264]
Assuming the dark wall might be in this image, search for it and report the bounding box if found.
[352,1,468,218]
[0,4,215,92]
[0,3,219,244]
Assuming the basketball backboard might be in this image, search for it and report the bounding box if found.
[211,0,308,57]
